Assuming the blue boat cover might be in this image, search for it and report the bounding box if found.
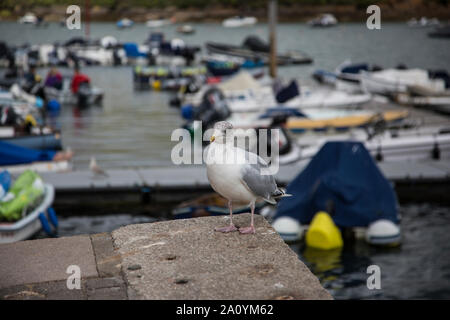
[123,43,147,58]
[259,107,306,119]
[276,80,299,103]
[274,141,399,227]
[341,63,369,74]
[0,170,11,198]
[0,141,56,166]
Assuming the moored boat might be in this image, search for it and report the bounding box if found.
[0,170,57,243]
[428,24,450,38]
[117,18,134,29]
[272,141,401,246]
[360,68,446,96]
[146,19,172,28]
[18,13,38,25]
[205,35,313,65]
[222,16,257,28]
[177,25,195,34]
[308,14,338,27]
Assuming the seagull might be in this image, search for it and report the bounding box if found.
[90,156,108,177]
[206,121,290,234]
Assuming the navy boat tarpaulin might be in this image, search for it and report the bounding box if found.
[0,141,56,166]
[275,141,399,227]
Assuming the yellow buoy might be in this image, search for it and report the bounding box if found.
[305,211,343,250]
[152,80,161,90]
[25,114,37,127]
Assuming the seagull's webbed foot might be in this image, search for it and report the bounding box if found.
[214,225,238,233]
[239,226,255,234]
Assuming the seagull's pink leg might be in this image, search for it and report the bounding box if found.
[215,200,237,233]
[239,202,256,234]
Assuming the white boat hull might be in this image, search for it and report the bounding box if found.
[0,184,55,244]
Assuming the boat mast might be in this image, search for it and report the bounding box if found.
[268,0,277,78]
[85,0,90,38]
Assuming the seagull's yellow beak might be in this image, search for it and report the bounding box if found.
[210,135,215,143]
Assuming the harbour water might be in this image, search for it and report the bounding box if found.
[2,21,450,299]
[1,21,450,168]
[39,202,450,299]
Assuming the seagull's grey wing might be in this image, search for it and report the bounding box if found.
[240,161,278,202]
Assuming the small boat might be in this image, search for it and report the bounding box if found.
[222,16,257,28]
[116,18,134,29]
[202,54,264,70]
[206,35,313,65]
[0,140,71,174]
[133,65,207,91]
[0,171,57,243]
[428,24,450,38]
[205,60,241,76]
[18,13,38,25]
[296,126,450,163]
[1,133,63,151]
[313,61,383,93]
[396,80,450,115]
[408,17,440,27]
[272,141,401,246]
[146,19,172,28]
[360,68,447,96]
[334,61,374,93]
[44,76,103,106]
[0,161,70,174]
[311,69,337,86]
[180,72,372,115]
[285,110,409,133]
[308,14,338,27]
[177,25,195,34]
[142,33,201,66]
[281,80,372,109]
[398,94,450,115]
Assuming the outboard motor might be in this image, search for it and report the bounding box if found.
[181,87,231,142]
[77,81,92,107]
[242,36,270,52]
[196,87,230,131]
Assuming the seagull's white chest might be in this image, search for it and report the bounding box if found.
[206,144,256,204]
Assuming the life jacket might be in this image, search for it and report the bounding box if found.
[71,73,90,93]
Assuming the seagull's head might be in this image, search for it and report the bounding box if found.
[210,121,233,144]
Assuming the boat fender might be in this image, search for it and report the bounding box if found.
[365,219,401,246]
[47,207,58,229]
[39,212,56,237]
[0,170,11,199]
[375,145,383,162]
[305,211,343,250]
[432,142,440,160]
[272,216,303,242]
[141,187,151,204]
[35,97,44,109]
[47,99,61,112]
[152,80,161,90]
[181,104,194,120]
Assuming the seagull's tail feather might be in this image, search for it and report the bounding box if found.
[264,188,292,204]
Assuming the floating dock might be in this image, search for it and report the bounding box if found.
[40,161,450,192]
[38,160,450,215]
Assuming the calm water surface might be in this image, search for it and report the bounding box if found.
[35,202,450,300]
[2,21,449,299]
